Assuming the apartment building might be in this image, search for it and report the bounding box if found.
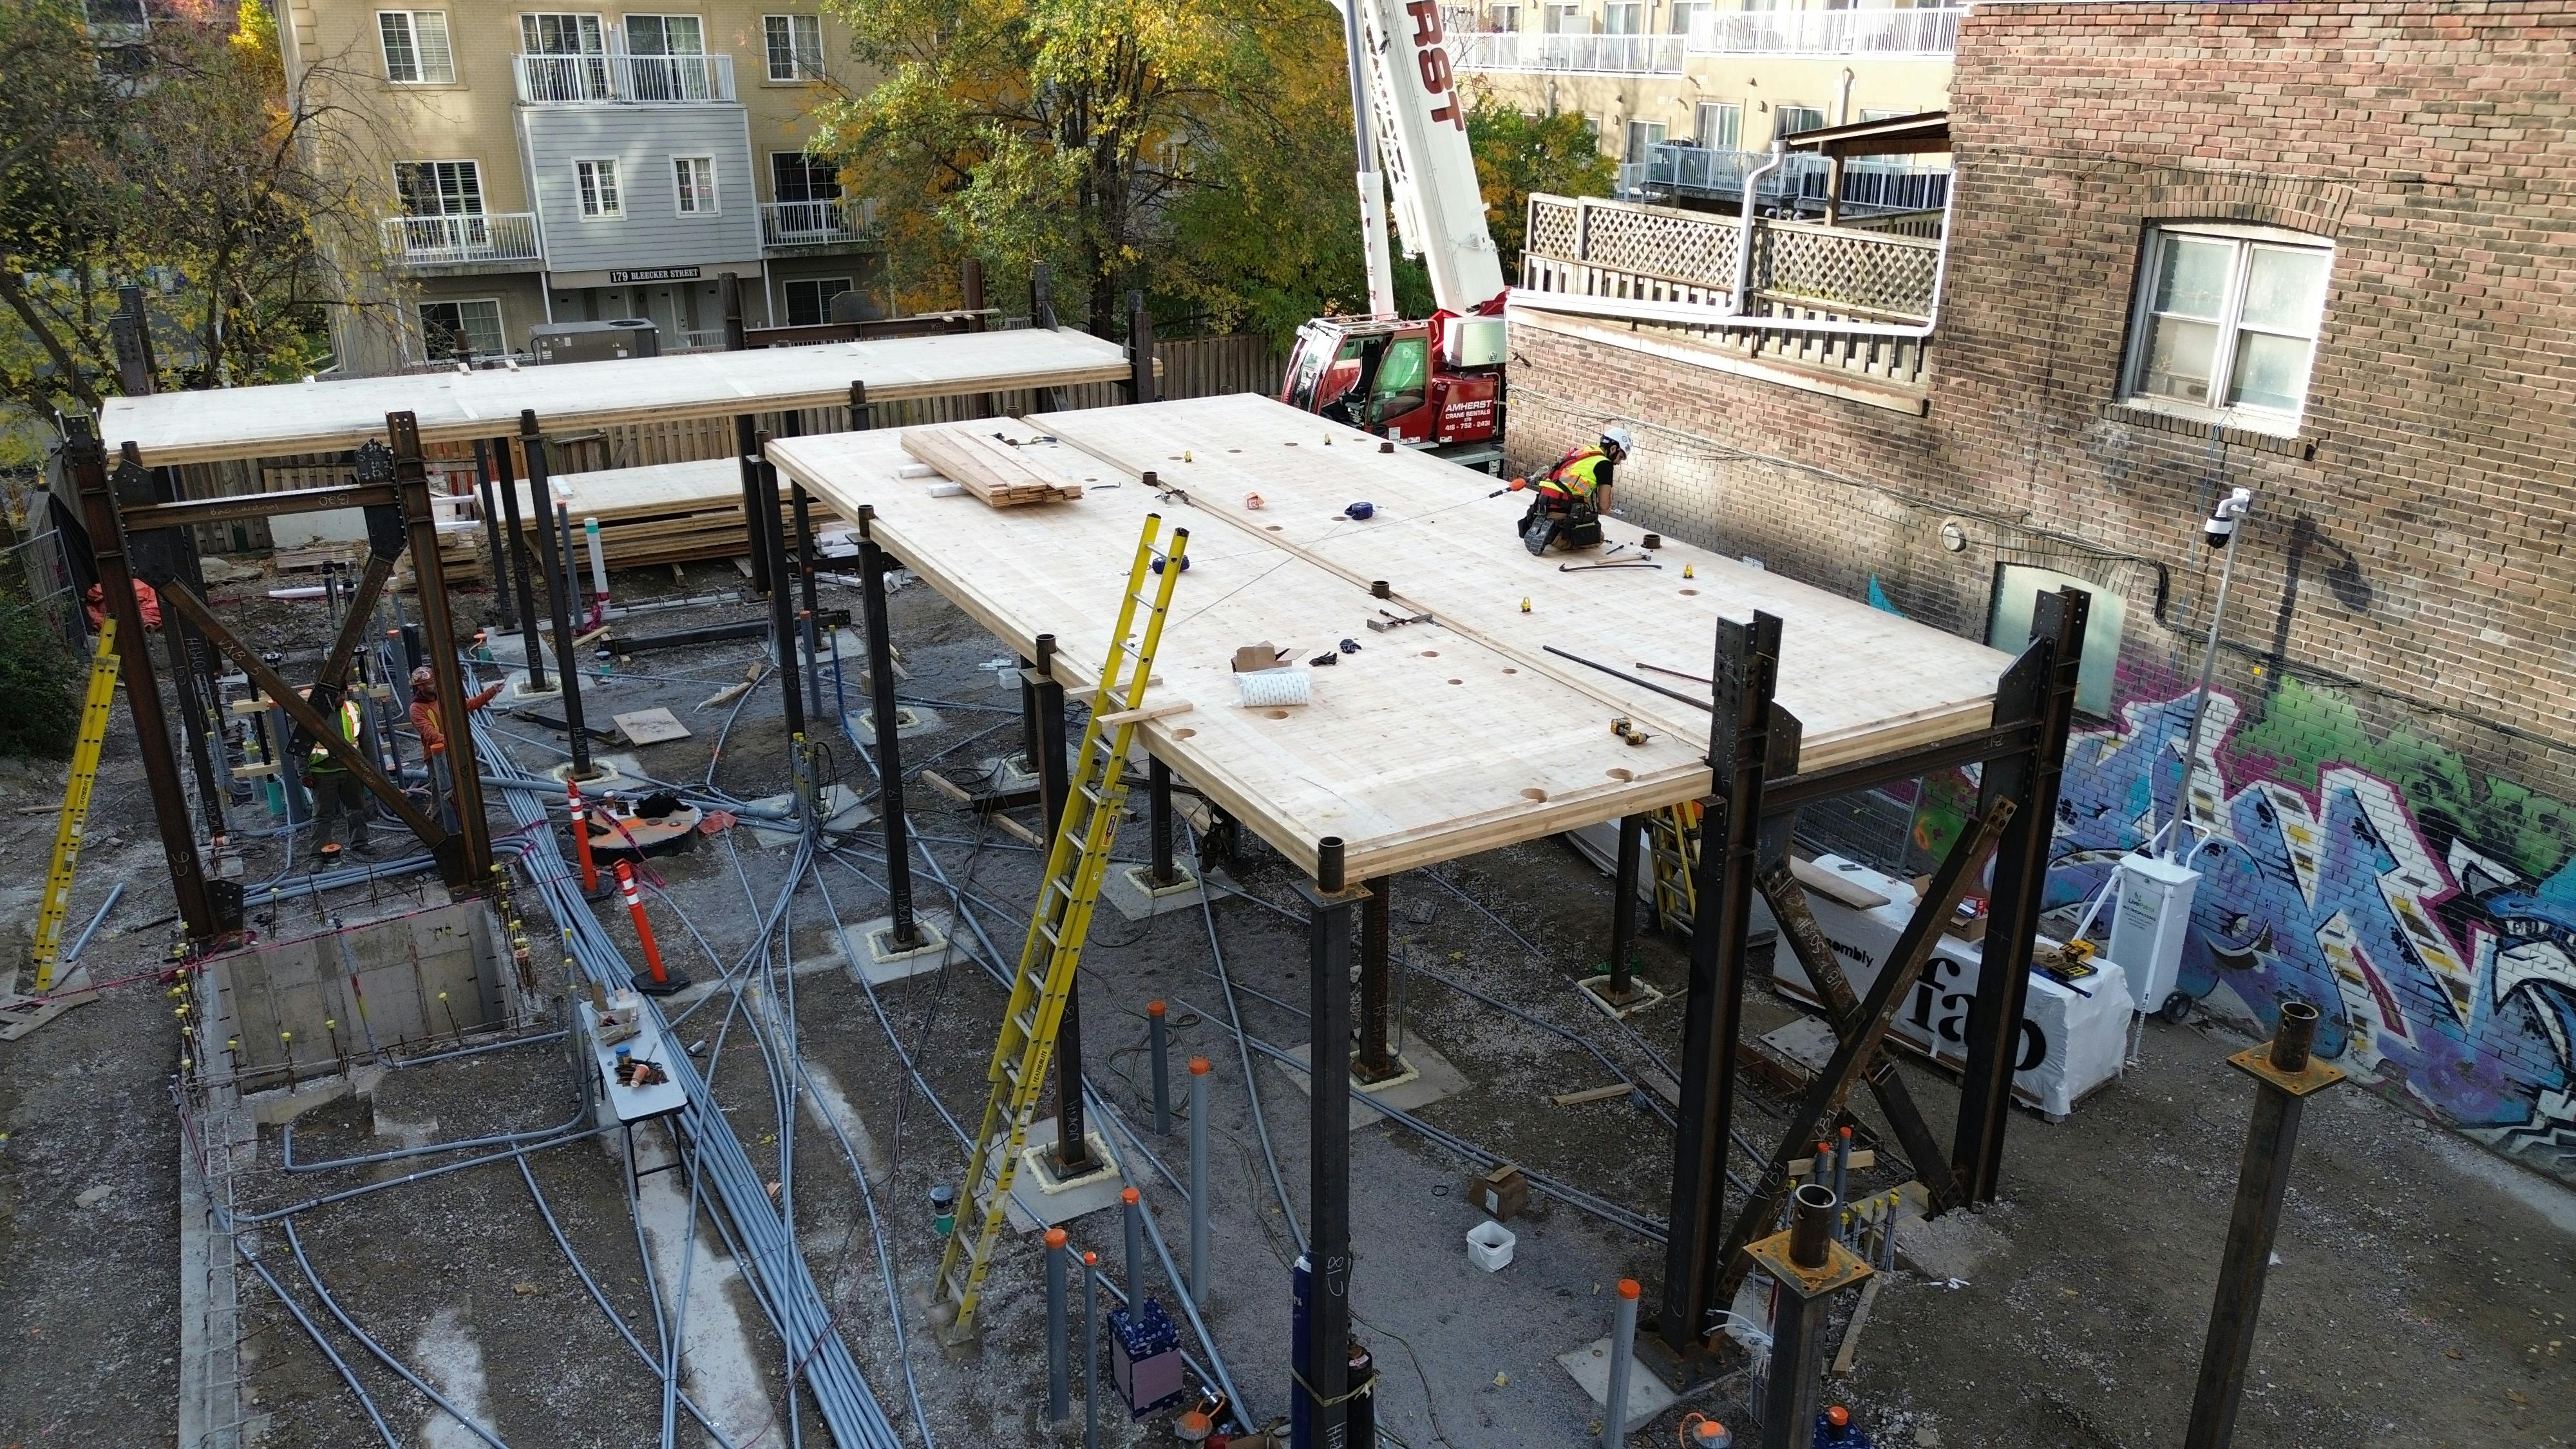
[276,0,876,370]
[1449,0,1957,215]
[1506,1,2576,1185]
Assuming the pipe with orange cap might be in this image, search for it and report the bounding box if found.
[1045,1227,1072,1421]
[1148,999,1173,1134]
[1121,1186,1146,1305]
[1604,1278,1642,1448]
[1081,1249,1102,1449]
[1188,1056,1211,1302]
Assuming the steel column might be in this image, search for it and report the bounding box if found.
[1029,265,1061,412]
[70,421,218,942]
[488,436,547,692]
[1299,842,1365,1449]
[389,413,491,884]
[2184,1001,2343,1449]
[780,409,825,725]
[1148,756,1177,886]
[1658,611,1780,1361]
[751,437,807,747]
[1029,636,1095,1177]
[472,440,513,623]
[854,505,917,945]
[1126,291,1157,405]
[1354,878,1397,1082]
[1951,586,2088,1203]
[723,272,771,597]
[519,412,594,779]
[1607,812,1646,1001]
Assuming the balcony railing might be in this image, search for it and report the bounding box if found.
[1448,30,1686,75]
[1519,191,1942,390]
[760,198,881,249]
[379,212,543,267]
[514,52,735,104]
[1686,7,1961,56]
[1619,145,1950,216]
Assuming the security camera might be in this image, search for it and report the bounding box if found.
[2203,487,2252,545]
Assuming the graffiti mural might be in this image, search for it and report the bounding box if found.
[2047,683,2576,1180]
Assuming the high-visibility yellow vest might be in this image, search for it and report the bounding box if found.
[1535,446,1609,503]
[307,699,363,770]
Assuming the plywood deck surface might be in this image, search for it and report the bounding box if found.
[767,398,2008,877]
[766,424,1716,880]
[101,328,1133,467]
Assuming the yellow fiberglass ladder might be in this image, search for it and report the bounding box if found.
[1648,801,1700,936]
[3,619,121,1039]
[935,513,1191,1342]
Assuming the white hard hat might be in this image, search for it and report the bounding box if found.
[1600,425,1636,457]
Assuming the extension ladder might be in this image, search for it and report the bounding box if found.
[936,514,1191,1343]
[1647,800,1700,935]
[32,620,120,993]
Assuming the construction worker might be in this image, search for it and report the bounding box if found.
[1506,425,1633,554]
[410,667,504,828]
[300,689,370,860]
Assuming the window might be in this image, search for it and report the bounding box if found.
[2123,223,2332,431]
[1624,119,1666,164]
[1543,3,1582,32]
[575,158,621,218]
[395,160,484,216]
[781,277,851,327]
[1368,337,1428,424]
[763,14,824,80]
[770,151,842,203]
[1487,3,1519,30]
[1669,0,1707,33]
[625,14,705,99]
[377,11,455,83]
[1580,115,1604,152]
[623,14,703,53]
[1694,100,1739,150]
[1603,1,1644,33]
[673,156,718,214]
[518,12,603,53]
[1774,105,1825,140]
[420,299,504,361]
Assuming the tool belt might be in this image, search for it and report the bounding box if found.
[1518,495,1603,554]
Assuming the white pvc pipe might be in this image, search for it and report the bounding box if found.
[583,516,609,612]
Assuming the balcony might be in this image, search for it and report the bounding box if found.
[1685,6,1961,56]
[760,199,881,250]
[1448,30,1685,75]
[379,212,544,268]
[1618,145,1949,217]
[513,52,735,105]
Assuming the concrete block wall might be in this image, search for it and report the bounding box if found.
[1506,1,2576,1182]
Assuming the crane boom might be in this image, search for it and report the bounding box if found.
[1350,0,1509,314]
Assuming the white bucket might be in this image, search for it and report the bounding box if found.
[1466,1220,1516,1273]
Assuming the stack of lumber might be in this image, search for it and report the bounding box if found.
[900,423,1085,508]
[504,459,819,572]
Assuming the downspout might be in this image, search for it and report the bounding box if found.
[1513,136,1958,340]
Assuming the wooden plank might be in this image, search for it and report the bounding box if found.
[1038,395,2007,770]
[612,708,690,745]
[1790,855,1893,910]
[899,424,1084,507]
[100,328,1134,467]
[766,424,1714,881]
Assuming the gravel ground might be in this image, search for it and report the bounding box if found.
[0,556,2569,1449]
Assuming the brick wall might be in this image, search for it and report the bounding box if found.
[1508,1,2576,1182]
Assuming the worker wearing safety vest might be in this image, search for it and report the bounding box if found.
[410,667,504,830]
[301,692,371,859]
[1507,426,1633,554]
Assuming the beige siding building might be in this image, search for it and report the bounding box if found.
[1449,0,1956,216]
[278,0,876,371]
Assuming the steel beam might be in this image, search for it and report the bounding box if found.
[389,413,491,884]
[117,484,401,532]
[1760,720,2040,815]
[71,422,220,942]
[1951,586,2088,1203]
[1657,611,1779,1361]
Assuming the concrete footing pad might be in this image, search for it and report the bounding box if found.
[1273,1036,1470,1128]
[1558,1335,1679,1433]
[1101,861,1205,921]
[1004,1117,1126,1232]
[545,752,645,791]
[1577,974,1669,1019]
[745,784,873,846]
[844,705,943,741]
[840,914,955,984]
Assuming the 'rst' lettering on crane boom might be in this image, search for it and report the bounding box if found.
[1405,0,1464,129]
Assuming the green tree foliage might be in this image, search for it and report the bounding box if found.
[1464,89,1615,277]
[810,0,1406,338]
[0,0,389,430]
[0,563,81,759]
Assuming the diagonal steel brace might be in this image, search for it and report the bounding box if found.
[1758,862,1965,1217]
[1715,800,2016,1303]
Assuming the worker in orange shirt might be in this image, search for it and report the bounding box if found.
[410,667,504,828]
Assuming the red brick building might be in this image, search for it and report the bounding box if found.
[1506,1,2576,1181]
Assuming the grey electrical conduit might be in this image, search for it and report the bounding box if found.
[282,1217,510,1448]
[233,1242,401,1447]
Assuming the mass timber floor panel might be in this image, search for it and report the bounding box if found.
[765,424,1714,881]
[102,327,1135,467]
[1037,395,2010,770]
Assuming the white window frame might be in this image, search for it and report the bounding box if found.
[622,13,705,54]
[769,149,842,203]
[1543,3,1583,32]
[1623,118,1666,164]
[1774,104,1826,142]
[376,10,455,84]
[673,155,719,215]
[2120,221,2333,435]
[1694,100,1739,150]
[419,298,504,361]
[518,12,604,53]
[574,157,623,219]
[1603,1,1645,33]
[781,276,853,327]
[393,158,484,216]
[762,14,824,80]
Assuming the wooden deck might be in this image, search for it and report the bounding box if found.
[100,328,1134,467]
[766,395,2012,878]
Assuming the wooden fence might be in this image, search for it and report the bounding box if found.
[170,332,1287,555]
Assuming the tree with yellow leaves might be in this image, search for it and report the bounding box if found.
[811,0,1410,337]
